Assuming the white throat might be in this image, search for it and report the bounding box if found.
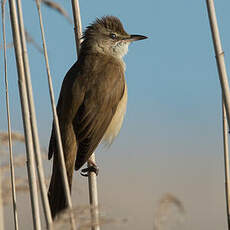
[112,42,129,59]
[93,40,129,59]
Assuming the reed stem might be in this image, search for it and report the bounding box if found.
[1,0,19,229]
[70,1,100,229]
[8,0,42,228]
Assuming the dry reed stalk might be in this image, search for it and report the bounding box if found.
[70,1,100,229]
[206,0,230,128]
[1,0,19,228]
[0,171,4,230]
[222,99,230,228]
[206,1,230,228]
[8,0,42,228]
[34,0,76,228]
[41,0,72,24]
[87,155,100,230]
[71,0,82,54]
[15,0,53,227]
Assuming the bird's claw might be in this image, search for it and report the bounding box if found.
[80,165,99,177]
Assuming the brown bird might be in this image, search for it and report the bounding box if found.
[48,16,147,218]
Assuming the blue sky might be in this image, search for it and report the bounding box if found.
[1,1,230,229]
[1,0,229,147]
[1,0,229,146]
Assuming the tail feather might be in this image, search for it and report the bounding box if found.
[48,124,77,218]
[48,156,74,218]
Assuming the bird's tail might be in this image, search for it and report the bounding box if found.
[48,155,74,219]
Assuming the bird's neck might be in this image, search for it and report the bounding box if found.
[79,48,126,72]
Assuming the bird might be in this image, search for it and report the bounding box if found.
[48,15,147,218]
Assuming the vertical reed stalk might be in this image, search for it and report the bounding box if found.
[15,0,53,227]
[8,0,41,229]
[222,99,230,229]
[34,0,76,228]
[71,1,100,229]
[1,0,19,229]
[87,154,100,230]
[71,0,82,55]
[206,0,230,128]
[0,171,4,230]
[206,1,230,228]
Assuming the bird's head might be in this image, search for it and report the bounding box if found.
[80,16,147,59]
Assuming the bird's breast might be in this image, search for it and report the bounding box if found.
[103,83,127,145]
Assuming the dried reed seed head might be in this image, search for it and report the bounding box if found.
[0,132,24,145]
[53,205,116,230]
[158,193,185,213]
[41,0,72,23]
[154,193,186,230]
[0,156,25,173]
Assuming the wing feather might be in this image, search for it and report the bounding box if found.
[74,59,125,170]
[48,62,85,160]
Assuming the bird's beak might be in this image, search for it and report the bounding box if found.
[129,34,148,42]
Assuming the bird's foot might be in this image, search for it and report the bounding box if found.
[80,161,99,177]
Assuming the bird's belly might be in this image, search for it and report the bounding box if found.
[103,83,127,145]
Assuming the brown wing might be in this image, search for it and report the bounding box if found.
[48,62,85,160]
[74,59,125,170]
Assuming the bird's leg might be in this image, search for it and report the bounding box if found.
[80,159,99,177]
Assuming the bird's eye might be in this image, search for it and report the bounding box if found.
[110,33,117,39]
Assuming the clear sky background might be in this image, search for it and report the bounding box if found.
[1,0,230,229]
